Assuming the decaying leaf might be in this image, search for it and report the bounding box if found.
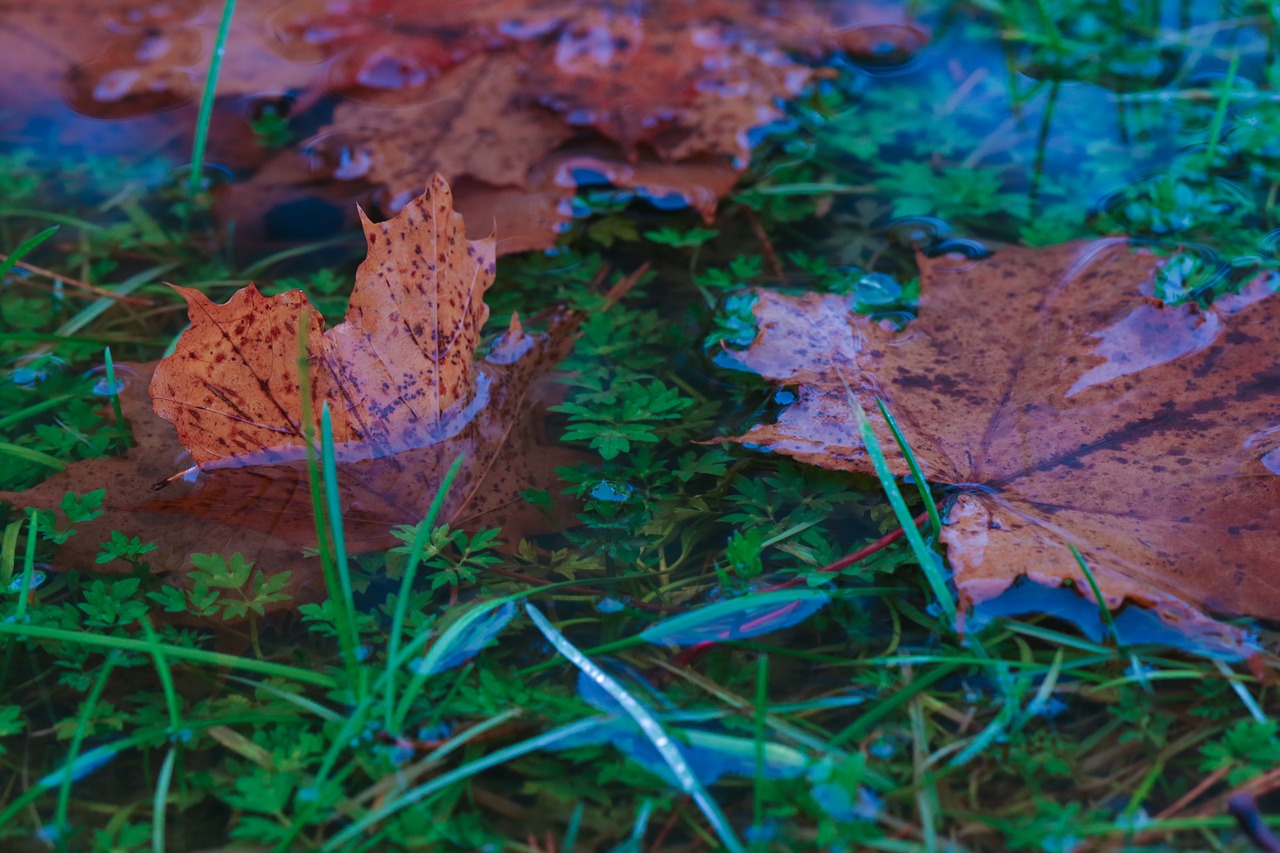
[727,240,1280,647]
[0,361,329,611]
[2,175,581,577]
[0,0,925,254]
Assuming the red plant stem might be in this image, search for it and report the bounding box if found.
[770,505,936,591]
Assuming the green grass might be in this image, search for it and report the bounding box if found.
[0,0,1278,850]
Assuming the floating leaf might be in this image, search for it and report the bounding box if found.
[727,240,1280,651]
[1,177,581,598]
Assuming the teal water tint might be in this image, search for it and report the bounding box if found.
[1,2,1279,850]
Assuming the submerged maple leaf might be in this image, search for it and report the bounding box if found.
[2,174,581,572]
[727,240,1280,647]
[1,0,926,253]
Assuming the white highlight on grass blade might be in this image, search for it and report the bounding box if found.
[1214,659,1268,723]
[525,604,747,853]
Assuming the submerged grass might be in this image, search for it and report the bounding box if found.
[0,0,1278,850]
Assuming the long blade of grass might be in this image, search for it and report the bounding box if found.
[319,717,603,851]
[102,346,131,449]
[188,0,237,196]
[0,226,58,281]
[385,453,465,730]
[876,398,942,538]
[55,263,176,338]
[296,323,358,688]
[526,604,746,853]
[15,513,39,622]
[391,596,513,732]
[139,618,182,733]
[152,747,178,853]
[319,402,363,695]
[55,654,120,841]
[851,396,955,624]
[0,622,336,687]
[1069,544,1118,644]
[0,442,65,471]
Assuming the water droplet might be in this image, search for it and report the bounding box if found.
[928,238,990,260]
[868,737,897,759]
[497,17,561,41]
[885,215,949,250]
[589,481,634,502]
[8,571,47,593]
[106,0,203,32]
[851,272,902,307]
[301,132,374,181]
[85,362,138,396]
[66,57,197,118]
[841,24,929,72]
[9,355,65,387]
[774,390,796,405]
[596,597,626,613]
[368,186,416,218]
[163,162,235,194]
[266,0,371,62]
[870,311,913,332]
[327,38,462,103]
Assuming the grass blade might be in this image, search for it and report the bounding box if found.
[851,396,956,625]
[384,453,465,730]
[876,398,942,538]
[526,604,747,853]
[188,0,237,196]
[0,226,58,281]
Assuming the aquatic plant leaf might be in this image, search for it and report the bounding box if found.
[413,599,517,676]
[728,240,1280,650]
[639,589,829,646]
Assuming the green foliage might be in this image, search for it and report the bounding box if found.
[0,3,1278,850]
[1200,719,1280,785]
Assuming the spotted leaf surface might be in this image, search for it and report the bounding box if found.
[729,240,1280,646]
[152,174,495,464]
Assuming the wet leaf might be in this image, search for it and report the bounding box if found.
[2,176,581,585]
[0,0,925,254]
[727,240,1280,649]
[639,589,829,646]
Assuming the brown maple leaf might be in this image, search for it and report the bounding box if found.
[727,240,1280,648]
[0,361,331,615]
[1,0,925,254]
[2,175,581,575]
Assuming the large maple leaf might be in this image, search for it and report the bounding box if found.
[1,175,581,572]
[727,240,1280,647]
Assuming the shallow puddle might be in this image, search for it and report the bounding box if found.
[1,1,1278,850]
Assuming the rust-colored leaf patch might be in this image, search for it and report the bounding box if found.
[0,0,926,255]
[1,175,581,579]
[728,240,1280,645]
